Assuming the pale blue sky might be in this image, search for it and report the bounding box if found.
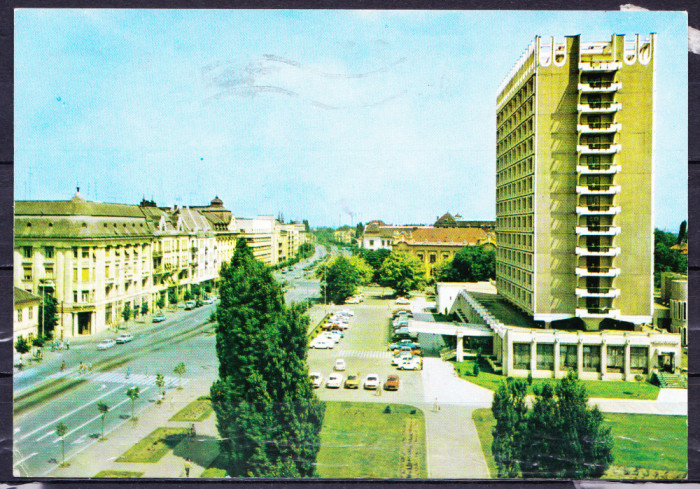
[15,10,687,230]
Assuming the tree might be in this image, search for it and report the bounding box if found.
[55,422,68,467]
[15,336,30,360]
[174,362,186,390]
[155,373,165,401]
[355,222,365,238]
[38,294,58,338]
[356,248,391,282]
[156,295,166,311]
[377,252,426,297]
[654,229,687,286]
[319,256,363,304]
[141,302,149,316]
[210,238,325,477]
[126,387,140,420]
[303,219,310,233]
[183,290,193,302]
[121,303,132,322]
[436,245,496,282]
[168,288,178,305]
[678,220,687,245]
[204,283,213,294]
[133,303,140,319]
[96,401,109,440]
[491,378,528,478]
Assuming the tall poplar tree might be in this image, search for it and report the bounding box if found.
[211,239,324,477]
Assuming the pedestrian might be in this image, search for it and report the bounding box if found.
[60,360,66,372]
[66,339,70,350]
[433,397,439,412]
[79,361,84,375]
[88,362,92,373]
[126,367,130,379]
[184,458,191,477]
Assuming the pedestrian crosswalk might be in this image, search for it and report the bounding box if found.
[88,372,186,388]
[335,350,391,360]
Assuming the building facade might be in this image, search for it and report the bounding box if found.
[495,34,655,329]
[14,287,40,341]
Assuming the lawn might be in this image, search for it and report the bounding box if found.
[454,359,660,400]
[200,454,229,478]
[94,470,144,478]
[317,402,426,478]
[116,427,191,463]
[472,408,687,479]
[169,399,213,422]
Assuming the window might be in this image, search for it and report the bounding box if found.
[583,345,601,372]
[630,347,648,373]
[23,246,32,258]
[536,344,554,370]
[82,248,89,259]
[72,246,78,258]
[607,346,624,372]
[513,343,531,370]
[28,307,33,320]
[417,253,424,261]
[45,246,54,258]
[82,291,90,303]
[23,266,32,281]
[45,266,54,279]
[17,308,22,322]
[73,291,78,303]
[560,344,577,370]
[369,240,374,246]
[430,253,436,264]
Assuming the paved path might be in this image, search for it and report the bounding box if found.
[590,388,687,415]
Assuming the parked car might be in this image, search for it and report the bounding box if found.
[195,299,204,308]
[384,374,400,391]
[344,374,360,389]
[392,353,413,366]
[363,374,380,390]
[395,297,411,305]
[345,296,360,304]
[97,339,117,350]
[399,357,422,371]
[116,333,134,344]
[152,314,166,323]
[185,300,196,310]
[309,372,323,388]
[334,359,346,371]
[338,309,354,316]
[203,297,216,305]
[322,331,341,343]
[310,336,334,349]
[326,373,343,389]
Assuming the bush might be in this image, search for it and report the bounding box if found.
[634,374,644,382]
[383,405,392,414]
[473,363,480,377]
[526,372,533,385]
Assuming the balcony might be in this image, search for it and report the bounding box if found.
[576,164,621,175]
[577,102,622,113]
[575,226,621,236]
[577,122,621,134]
[578,81,622,92]
[575,267,621,277]
[575,287,620,298]
[577,143,621,154]
[576,205,621,215]
[575,246,621,256]
[576,184,621,195]
[575,308,620,319]
[578,61,622,71]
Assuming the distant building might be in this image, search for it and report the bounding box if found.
[360,221,421,250]
[434,212,496,231]
[14,287,40,341]
[333,228,355,244]
[657,272,688,346]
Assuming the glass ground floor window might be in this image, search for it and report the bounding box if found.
[630,346,648,373]
[607,345,624,372]
[513,343,531,370]
[583,345,601,372]
[536,343,554,370]
[560,344,578,370]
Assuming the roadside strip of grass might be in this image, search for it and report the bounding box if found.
[472,408,687,479]
[116,427,191,463]
[308,313,331,340]
[317,402,427,479]
[169,399,213,422]
[94,470,144,478]
[454,359,659,400]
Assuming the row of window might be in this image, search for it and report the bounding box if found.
[497,248,533,267]
[498,263,533,286]
[496,158,534,185]
[497,136,535,169]
[496,77,535,128]
[497,277,533,307]
[496,213,534,231]
[670,299,688,322]
[497,117,535,153]
[497,232,533,249]
[416,251,453,264]
[16,306,33,322]
[513,343,649,372]
[496,196,534,217]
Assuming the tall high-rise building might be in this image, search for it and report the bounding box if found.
[495,34,655,329]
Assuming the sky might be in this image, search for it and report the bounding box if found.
[14,9,687,230]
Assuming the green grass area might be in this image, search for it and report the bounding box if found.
[454,359,659,400]
[317,402,426,478]
[169,399,213,422]
[200,454,229,478]
[116,427,190,463]
[472,408,687,479]
[94,470,144,478]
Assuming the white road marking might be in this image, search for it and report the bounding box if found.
[36,431,54,441]
[72,434,87,445]
[13,452,37,467]
[14,427,20,434]
[19,384,125,441]
[53,396,133,443]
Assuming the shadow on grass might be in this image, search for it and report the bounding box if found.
[171,434,221,470]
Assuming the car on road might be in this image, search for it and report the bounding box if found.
[185,300,196,310]
[310,336,334,349]
[395,297,411,305]
[203,297,216,304]
[389,339,419,351]
[384,374,400,391]
[399,357,422,371]
[116,333,134,344]
[152,314,166,323]
[334,359,346,371]
[309,372,323,388]
[344,374,360,389]
[363,374,380,390]
[345,296,360,304]
[326,373,343,388]
[97,339,117,350]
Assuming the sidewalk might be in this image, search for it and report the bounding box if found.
[53,372,220,478]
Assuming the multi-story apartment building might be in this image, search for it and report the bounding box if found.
[234,216,276,266]
[495,34,655,330]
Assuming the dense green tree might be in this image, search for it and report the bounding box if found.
[491,377,528,478]
[678,220,687,245]
[210,239,324,477]
[183,290,193,302]
[654,229,687,286]
[191,284,202,299]
[303,219,310,233]
[355,248,391,282]
[121,303,132,322]
[377,252,426,297]
[168,288,178,305]
[436,245,496,282]
[156,295,166,311]
[355,222,365,238]
[299,242,315,258]
[15,336,31,358]
[141,302,149,316]
[38,294,58,338]
[318,256,366,304]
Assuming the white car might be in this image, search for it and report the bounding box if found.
[322,331,341,343]
[97,339,117,350]
[334,359,346,371]
[363,374,380,390]
[392,353,413,366]
[345,297,360,304]
[203,297,216,304]
[310,337,334,349]
[309,372,323,388]
[326,373,343,388]
[338,309,354,316]
[399,357,422,371]
[395,297,411,305]
[115,333,134,344]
